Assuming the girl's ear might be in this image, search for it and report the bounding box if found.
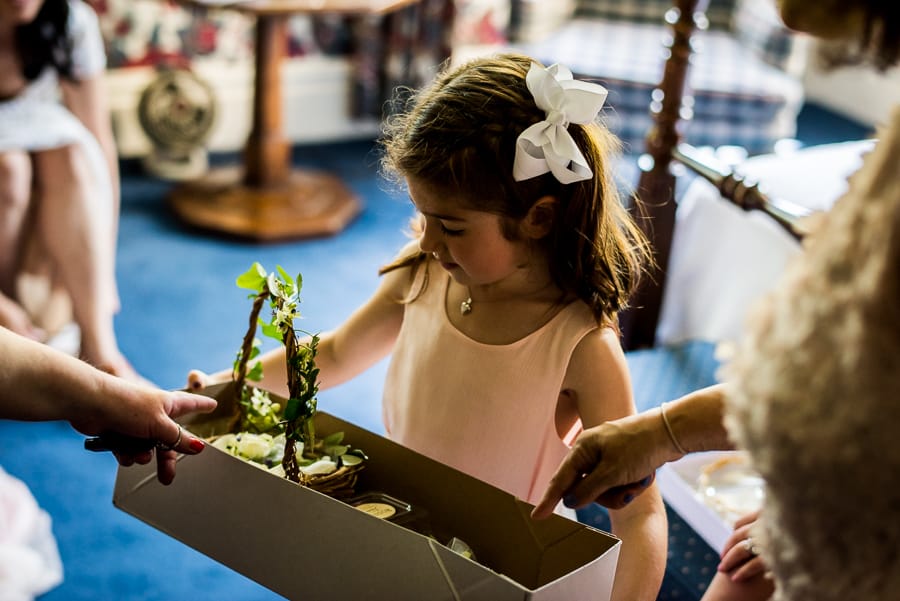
[521,195,558,239]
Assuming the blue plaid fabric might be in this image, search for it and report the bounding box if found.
[575,0,739,31]
[516,18,804,154]
[733,0,802,71]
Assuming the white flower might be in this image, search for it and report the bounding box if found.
[300,458,337,476]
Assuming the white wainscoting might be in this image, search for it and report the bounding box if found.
[803,40,900,129]
[107,55,381,158]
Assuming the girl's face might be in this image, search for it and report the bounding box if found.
[0,0,45,25]
[407,176,530,288]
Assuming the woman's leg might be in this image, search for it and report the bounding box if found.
[0,150,44,340]
[31,143,144,381]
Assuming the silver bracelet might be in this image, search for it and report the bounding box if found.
[660,402,688,455]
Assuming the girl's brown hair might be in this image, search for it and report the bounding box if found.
[379,53,651,326]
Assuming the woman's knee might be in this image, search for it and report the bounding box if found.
[33,144,94,199]
[0,150,33,212]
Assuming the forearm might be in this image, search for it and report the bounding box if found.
[662,383,734,456]
[0,328,107,422]
[609,492,668,601]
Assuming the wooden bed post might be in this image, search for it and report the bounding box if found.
[620,0,705,350]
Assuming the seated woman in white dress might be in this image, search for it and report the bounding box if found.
[0,0,143,380]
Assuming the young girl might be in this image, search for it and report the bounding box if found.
[191,53,667,601]
[0,0,140,380]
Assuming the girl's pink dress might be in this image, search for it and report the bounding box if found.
[383,260,598,504]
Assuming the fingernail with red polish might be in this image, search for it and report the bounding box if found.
[189,438,205,452]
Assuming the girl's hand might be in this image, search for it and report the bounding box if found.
[186,368,231,392]
[718,510,767,582]
[187,369,211,391]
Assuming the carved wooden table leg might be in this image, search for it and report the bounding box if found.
[168,13,361,241]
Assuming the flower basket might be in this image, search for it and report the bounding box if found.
[211,263,365,500]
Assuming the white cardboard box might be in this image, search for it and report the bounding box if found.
[113,382,621,600]
[657,451,764,552]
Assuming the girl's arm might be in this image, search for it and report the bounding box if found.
[61,74,120,219]
[562,327,667,601]
[311,265,408,390]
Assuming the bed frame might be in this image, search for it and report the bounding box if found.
[619,0,807,350]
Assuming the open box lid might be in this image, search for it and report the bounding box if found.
[114,382,620,600]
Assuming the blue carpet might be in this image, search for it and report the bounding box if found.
[0,102,868,599]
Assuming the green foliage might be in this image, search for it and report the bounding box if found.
[236,262,267,292]
[230,262,365,485]
[233,263,358,469]
[239,387,282,434]
[283,334,320,423]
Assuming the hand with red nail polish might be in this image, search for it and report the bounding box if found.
[1,327,217,485]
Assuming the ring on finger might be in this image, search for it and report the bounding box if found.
[156,426,183,452]
[743,537,761,557]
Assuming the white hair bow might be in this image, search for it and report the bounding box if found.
[513,62,608,184]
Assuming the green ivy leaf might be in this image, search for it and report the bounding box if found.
[260,322,282,341]
[322,431,344,446]
[236,263,267,291]
[246,361,263,382]
[276,265,295,291]
[340,454,363,466]
[324,444,349,457]
[284,397,302,421]
[346,448,368,460]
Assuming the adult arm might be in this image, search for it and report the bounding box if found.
[532,383,732,517]
[0,327,216,483]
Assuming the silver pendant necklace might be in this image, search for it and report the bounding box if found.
[460,295,473,315]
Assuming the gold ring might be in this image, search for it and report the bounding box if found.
[156,426,183,452]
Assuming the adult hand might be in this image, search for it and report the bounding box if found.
[531,411,672,518]
[75,388,217,485]
[718,510,769,583]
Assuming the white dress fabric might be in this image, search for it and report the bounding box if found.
[656,139,875,346]
[0,0,112,217]
[0,467,63,601]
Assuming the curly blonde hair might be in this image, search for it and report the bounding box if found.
[722,110,900,601]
